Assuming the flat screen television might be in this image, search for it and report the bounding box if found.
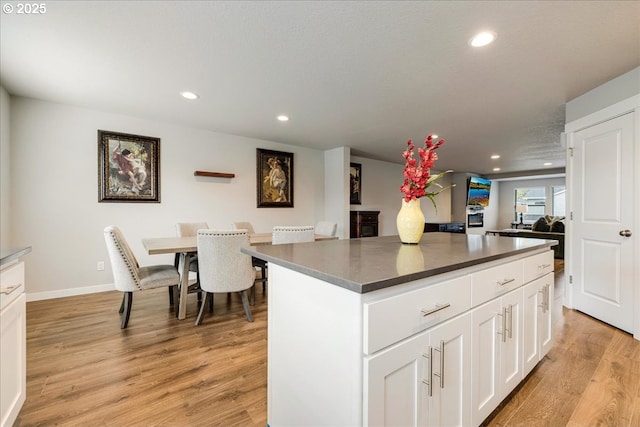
[467,176,491,207]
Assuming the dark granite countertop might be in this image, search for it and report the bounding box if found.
[242,233,557,294]
[1,246,32,267]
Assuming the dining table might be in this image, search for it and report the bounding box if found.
[142,232,337,320]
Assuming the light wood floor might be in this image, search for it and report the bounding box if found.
[15,261,640,427]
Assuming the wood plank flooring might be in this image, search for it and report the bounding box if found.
[15,260,640,426]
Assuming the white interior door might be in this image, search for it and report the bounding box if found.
[570,112,635,333]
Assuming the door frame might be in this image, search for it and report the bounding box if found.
[564,94,640,340]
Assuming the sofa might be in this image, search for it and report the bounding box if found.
[494,216,565,259]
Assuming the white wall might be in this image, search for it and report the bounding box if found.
[496,177,566,229]
[350,156,453,236]
[566,67,640,123]
[10,96,326,298]
[324,147,350,239]
[0,87,10,248]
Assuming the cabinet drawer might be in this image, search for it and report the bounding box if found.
[1,262,25,312]
[523,251,554,283]
[471,260,523,306]
[364,275,471,354]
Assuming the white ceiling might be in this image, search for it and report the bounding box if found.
[2,1,639,175]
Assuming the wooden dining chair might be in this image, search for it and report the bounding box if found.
[195,229,255,325]
[103,225,180,329]
[272,225,315,244]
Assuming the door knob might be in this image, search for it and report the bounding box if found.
[619,229,632,237]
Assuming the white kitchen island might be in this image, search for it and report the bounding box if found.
[243,233,556,427]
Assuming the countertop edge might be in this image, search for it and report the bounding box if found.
[242,238,557,294]
[1,246,33,267]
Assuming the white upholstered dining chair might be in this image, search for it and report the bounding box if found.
[315,221,337,237]
[232,221,267,293]
[195,229,255,325]
[103,225,180,329]
[232,221,256,235]
[272,225,315,244]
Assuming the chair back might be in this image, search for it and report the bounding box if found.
[103,225,141,292]
[197,230,255,293]
[272,226,315,245]
[232,221,256,235]
[315,221,337,237]
[176,222,209,237]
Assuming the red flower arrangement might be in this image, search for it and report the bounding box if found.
[400,135,453,208]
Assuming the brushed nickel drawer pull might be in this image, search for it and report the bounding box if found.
[497,278,515,286]
[431,339,445,388]
[539,263,551,269]
[421,303,451,317]
[423,347,433,397]
[0,284,20,295]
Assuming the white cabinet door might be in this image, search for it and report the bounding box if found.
[427,313,472,427]
[471,289,523,426]
[471,299,501,426]
[523,275,553,376]
[364,329,429,427]
[0,293,26,427]
[500,288,523,399]
[539,275,554,357]
[365,313,472,427]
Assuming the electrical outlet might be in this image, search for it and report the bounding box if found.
[97,261,105,271]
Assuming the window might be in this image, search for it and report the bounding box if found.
[552,185,566,217]
[515,187,546,224]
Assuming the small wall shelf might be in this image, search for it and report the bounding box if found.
[194,171,235,178]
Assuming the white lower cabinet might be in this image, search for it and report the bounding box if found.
[365,313,472,427]
[523,274,554,375]
[471,288,523,426]
[1,261,27,427]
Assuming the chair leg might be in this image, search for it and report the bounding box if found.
[195,291,209,326]
[240,290,254,323]
[168,286,174,306]
[121,292,133,329]
[119,294,125,313]
[208,293,214,313]
[261,266,267,293]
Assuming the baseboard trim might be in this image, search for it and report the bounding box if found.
[27,283,115,302]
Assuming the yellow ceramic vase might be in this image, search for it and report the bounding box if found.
[396,198,425,244]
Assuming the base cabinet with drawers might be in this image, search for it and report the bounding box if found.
[266,249,554,427]
[1,261,27,427]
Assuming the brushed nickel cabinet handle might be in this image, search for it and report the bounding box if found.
[508,304,513,339]
[422,347,433,397]
[421,303,451,317]
[0,284,21,295]
[498,307,507,343]
[497,278,515,286]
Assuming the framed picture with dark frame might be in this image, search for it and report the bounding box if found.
[257,148,294,208]
[98,130,160,203]
[350,162,362,204]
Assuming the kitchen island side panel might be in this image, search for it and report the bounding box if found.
[268,264,364,426]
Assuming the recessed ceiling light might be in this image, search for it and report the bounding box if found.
[180,91,199,100]
[491,155,500,159]
[470,31,497,47]
[277,115,290,122]
[543,162,552,166]
[493,167,501,171]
